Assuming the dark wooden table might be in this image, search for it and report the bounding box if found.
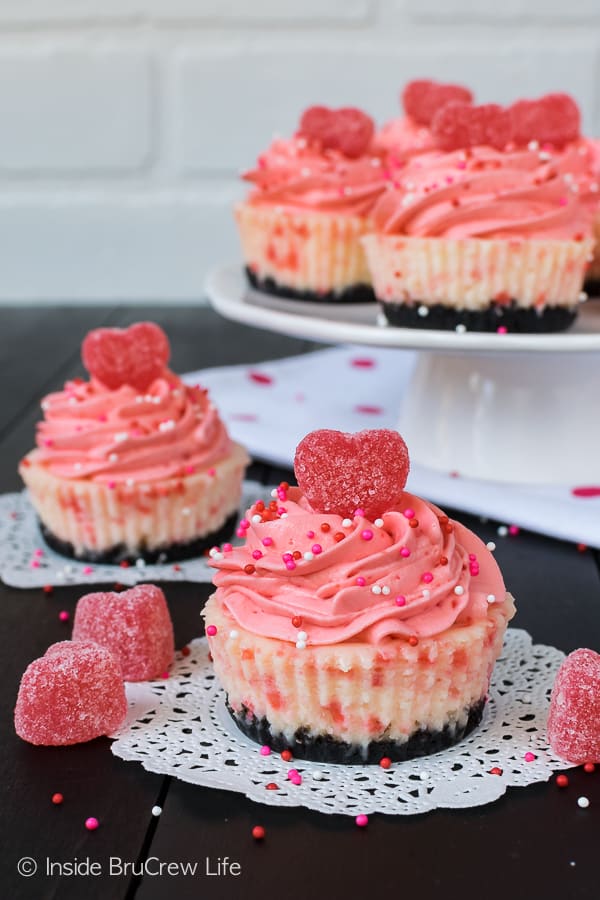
[1,306,599,900]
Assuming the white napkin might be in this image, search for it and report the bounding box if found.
[184,346,600,548]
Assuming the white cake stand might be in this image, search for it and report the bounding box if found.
[205,264,600,485]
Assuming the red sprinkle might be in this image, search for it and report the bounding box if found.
[489,767,503,776]
[408,636,419,647]
[51,793,64,805]
[379,757,392,770]
[43,585,53,595]
[181,646,191,657]
[291,616,303,629]
[265,783,278,791]
[583,762,596,773]
[556,774,569,788]
[251,825,265,840]
[281,750,293,762]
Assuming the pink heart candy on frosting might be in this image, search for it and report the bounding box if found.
[14,641,127,746]
[294,429,410,519]
[81,321,170,392]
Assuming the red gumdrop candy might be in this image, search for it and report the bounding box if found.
[298,105,374,158]
[431,101,512,152]
[14,641,127,746]
[547,648,600,764]
[402,79,474,127]
[509,93,580,148]
[81,321,170,392]
[72,584,174,682]
[294,429,410,520]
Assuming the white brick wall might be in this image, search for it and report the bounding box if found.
[0,0,597,303]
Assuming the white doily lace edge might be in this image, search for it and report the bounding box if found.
[110,628,573,816]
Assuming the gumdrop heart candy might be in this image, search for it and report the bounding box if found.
[509,93,580,149]
[431,101,512,152]
[299,106,374,158]
[547,648,600,763]
[72,584,174,682]
[294,429,410,520]
[14,641,127,746]
[82,321,170,392]
[402,79,473,127]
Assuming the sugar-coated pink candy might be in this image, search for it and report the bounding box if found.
[294,429,410,519]
[14,641,127,746]
[547,648,600,764]
[72,584,174,682]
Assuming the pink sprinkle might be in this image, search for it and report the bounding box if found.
[34,549,44,557]
[97,415,107,423]
[422,572,433,584]
[235,529,246,538]
[395,595,406,607]
[497,326,508,334]
[108,481,116,490]
[82,566,93,575]
[282,552,293,561]
[311,544,322,555]
[361,530,374,541]
[354,508,365,518]
[185,465,196,474]
[206,625,217,637]
[468,553,476,561]
[85,817,99,831]
[252,550,263,560]
[30,560,40,569]
[161,671,169,679]
[457,160,466,170]
[260,745,271,756]
[222,543,233,552]
[306,530,315,539]
[400,547,411,558]
[287,769,299,781]
[356,577,366,587]
[403,509,415,519]
[207,468,216,477]
[262,537,274,547]
[524,752,536,762]
[355,814,369,827]
[285,561,296,571]
[508,525,520,536]
[43,439,54,447]
[277,507,287,515]
[559,197,567,206]
[239,519,250,530]
[291,775,302,785]
[58,611,70,622]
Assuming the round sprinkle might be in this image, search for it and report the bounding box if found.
[486,541,496,551]
[261,537,273,547]
[281,750,293,762]
[417,305,429,317]
[85,817,99,831]
[312,770,324,781]
[422,589,430,599]
[252,825,265,840]
[454,586,464,596]
[489,767,503,776]
[151,806,162,817]
[306,530,315,539]
[422,572,433,584]
[487,594,496,604]
[356,576,366,587]
[408,635,419,646]
[577,796,590,809]
[244,564,256,575]
[361,529,374,541]
[497,525,508,537]
[58,610,70,623]
[334,532,345,543]
[296,640,306,650]
[252,550,263,560]
[355,814,369,827]
[260,745,271,757]
[311,544,322,555]
[556,774,569,788]
[395,595,406,607]
[303,551,314,561]
[524,752,536,762]
[583,762,596,773]
[379,757,391,770]
[297,631,307,641]
[400,547,411,558]
[455,323,467,334]
[374,518,384,528]
[508,525,520,536]
[287,769,299,780]
[341,518,352,528]
[320,523,331,533]
[52,793,64,805]
[251,514,262,524]
[266,783,278,791]
[206,625,217,637]
[292,616,303,628]
[354,508,365,518]
[371,585,382,595]
[229,630,239,639]
[403,509,415,519]
[382,586,391,596]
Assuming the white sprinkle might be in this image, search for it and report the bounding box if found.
[126,478,135,487]
[371,585,382,595]
[73,462,82,471]
[300,167,311,177]
[419,770,430,781]
[343,186,353,196]
[114,431,129,442]
[370,157,381,167]
[152,397,161,404]
[68,397,77,405]
[271,489,278,497]
[486,541,496,551]
[577,796,590,809]
[135,395,144,403]
[497,525,508,537]
[229,629,239,639]
[135,558,146,568]
[527,140,539,151]
[303,551,314,561]
[374,518,384,528]
[422,589,431,599]
[297,631,307,641]
[382,586,391,596]
[296,640,306,650]
[151,806,162,817]
[64,565,73,575]
[159,419,175,433]
[454,585,464,596]
[590,182,599,192]
[182,507,191,517]
[401,192,415,207]
[487,594,496,604]
[417,305,429,317]
[578,291,588,303]
[342,518,353,528]
[280,513,289,518]
[208,547,221,558]
[108,453,118,462]
[312,771,324,781]
[455,324,467,334]
[251,514,262,524]
[538,151,552,161]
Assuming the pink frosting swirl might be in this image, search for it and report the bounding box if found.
[372,143,596,240]
[375,116,436,160]
[30,371,232,483]
[243,135,388,217]
[210,488,505,646]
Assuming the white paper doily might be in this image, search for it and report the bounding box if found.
[0,481,267,589]
[111,628,573,816]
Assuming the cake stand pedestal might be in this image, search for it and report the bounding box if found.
[205,264,600,485]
